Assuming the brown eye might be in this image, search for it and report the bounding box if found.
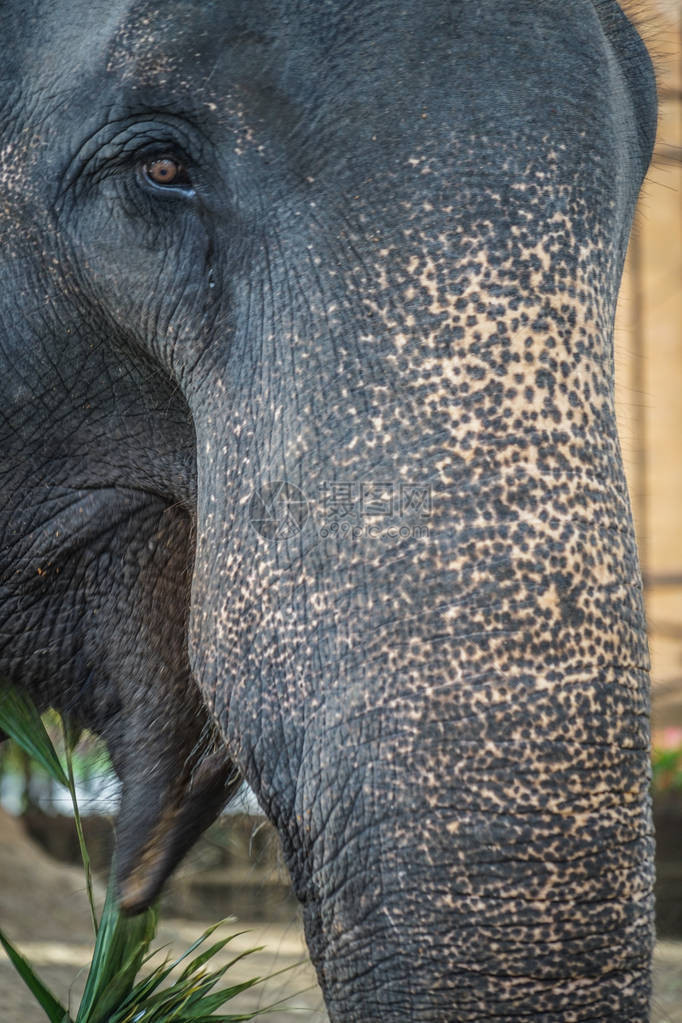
[142,156,193,192]
[147,157,179,183]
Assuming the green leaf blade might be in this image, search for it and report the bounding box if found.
[0,687,68,787]
[75,868,157,1023]
[0,928,70,1023]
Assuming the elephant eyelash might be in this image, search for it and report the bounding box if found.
[59,119,200,201]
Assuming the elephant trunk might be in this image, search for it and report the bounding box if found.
[186,126,653,1014]
[188,442,653,1019]
[296,711,653,1021]
[292,579,651,1019]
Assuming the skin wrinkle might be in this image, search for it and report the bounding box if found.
[0,0,659,1020]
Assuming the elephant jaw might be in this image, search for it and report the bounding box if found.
[115,748,239,914]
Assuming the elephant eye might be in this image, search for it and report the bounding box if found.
[141,156,194,195]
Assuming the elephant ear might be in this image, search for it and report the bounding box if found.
[115,742,240,914]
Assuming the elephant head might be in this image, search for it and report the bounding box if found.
[0,1,657,1019]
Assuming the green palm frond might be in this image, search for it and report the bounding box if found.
[75,869,158,1023]
[0,685,288,1022]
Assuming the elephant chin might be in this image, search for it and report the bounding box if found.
[115,751,239,914]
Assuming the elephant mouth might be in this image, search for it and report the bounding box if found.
[117,750,239,914]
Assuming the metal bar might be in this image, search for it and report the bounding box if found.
[643,573,682,588]
[648,621,682,638]
[651,678,682,695]
[652,143,682,165]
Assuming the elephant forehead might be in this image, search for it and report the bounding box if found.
[5,1,646,128]
[0,0,654,229]
[103,2,266,91]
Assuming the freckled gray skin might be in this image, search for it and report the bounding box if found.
[0,1,657,1019]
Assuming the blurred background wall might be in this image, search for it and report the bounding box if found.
[615,0,681,732]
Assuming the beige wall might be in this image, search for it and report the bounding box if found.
[614,3,681,726]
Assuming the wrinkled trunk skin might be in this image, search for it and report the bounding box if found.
[192,441,653,1021]
[186,69,655,1023]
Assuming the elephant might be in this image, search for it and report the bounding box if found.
[0,1,657,1020]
